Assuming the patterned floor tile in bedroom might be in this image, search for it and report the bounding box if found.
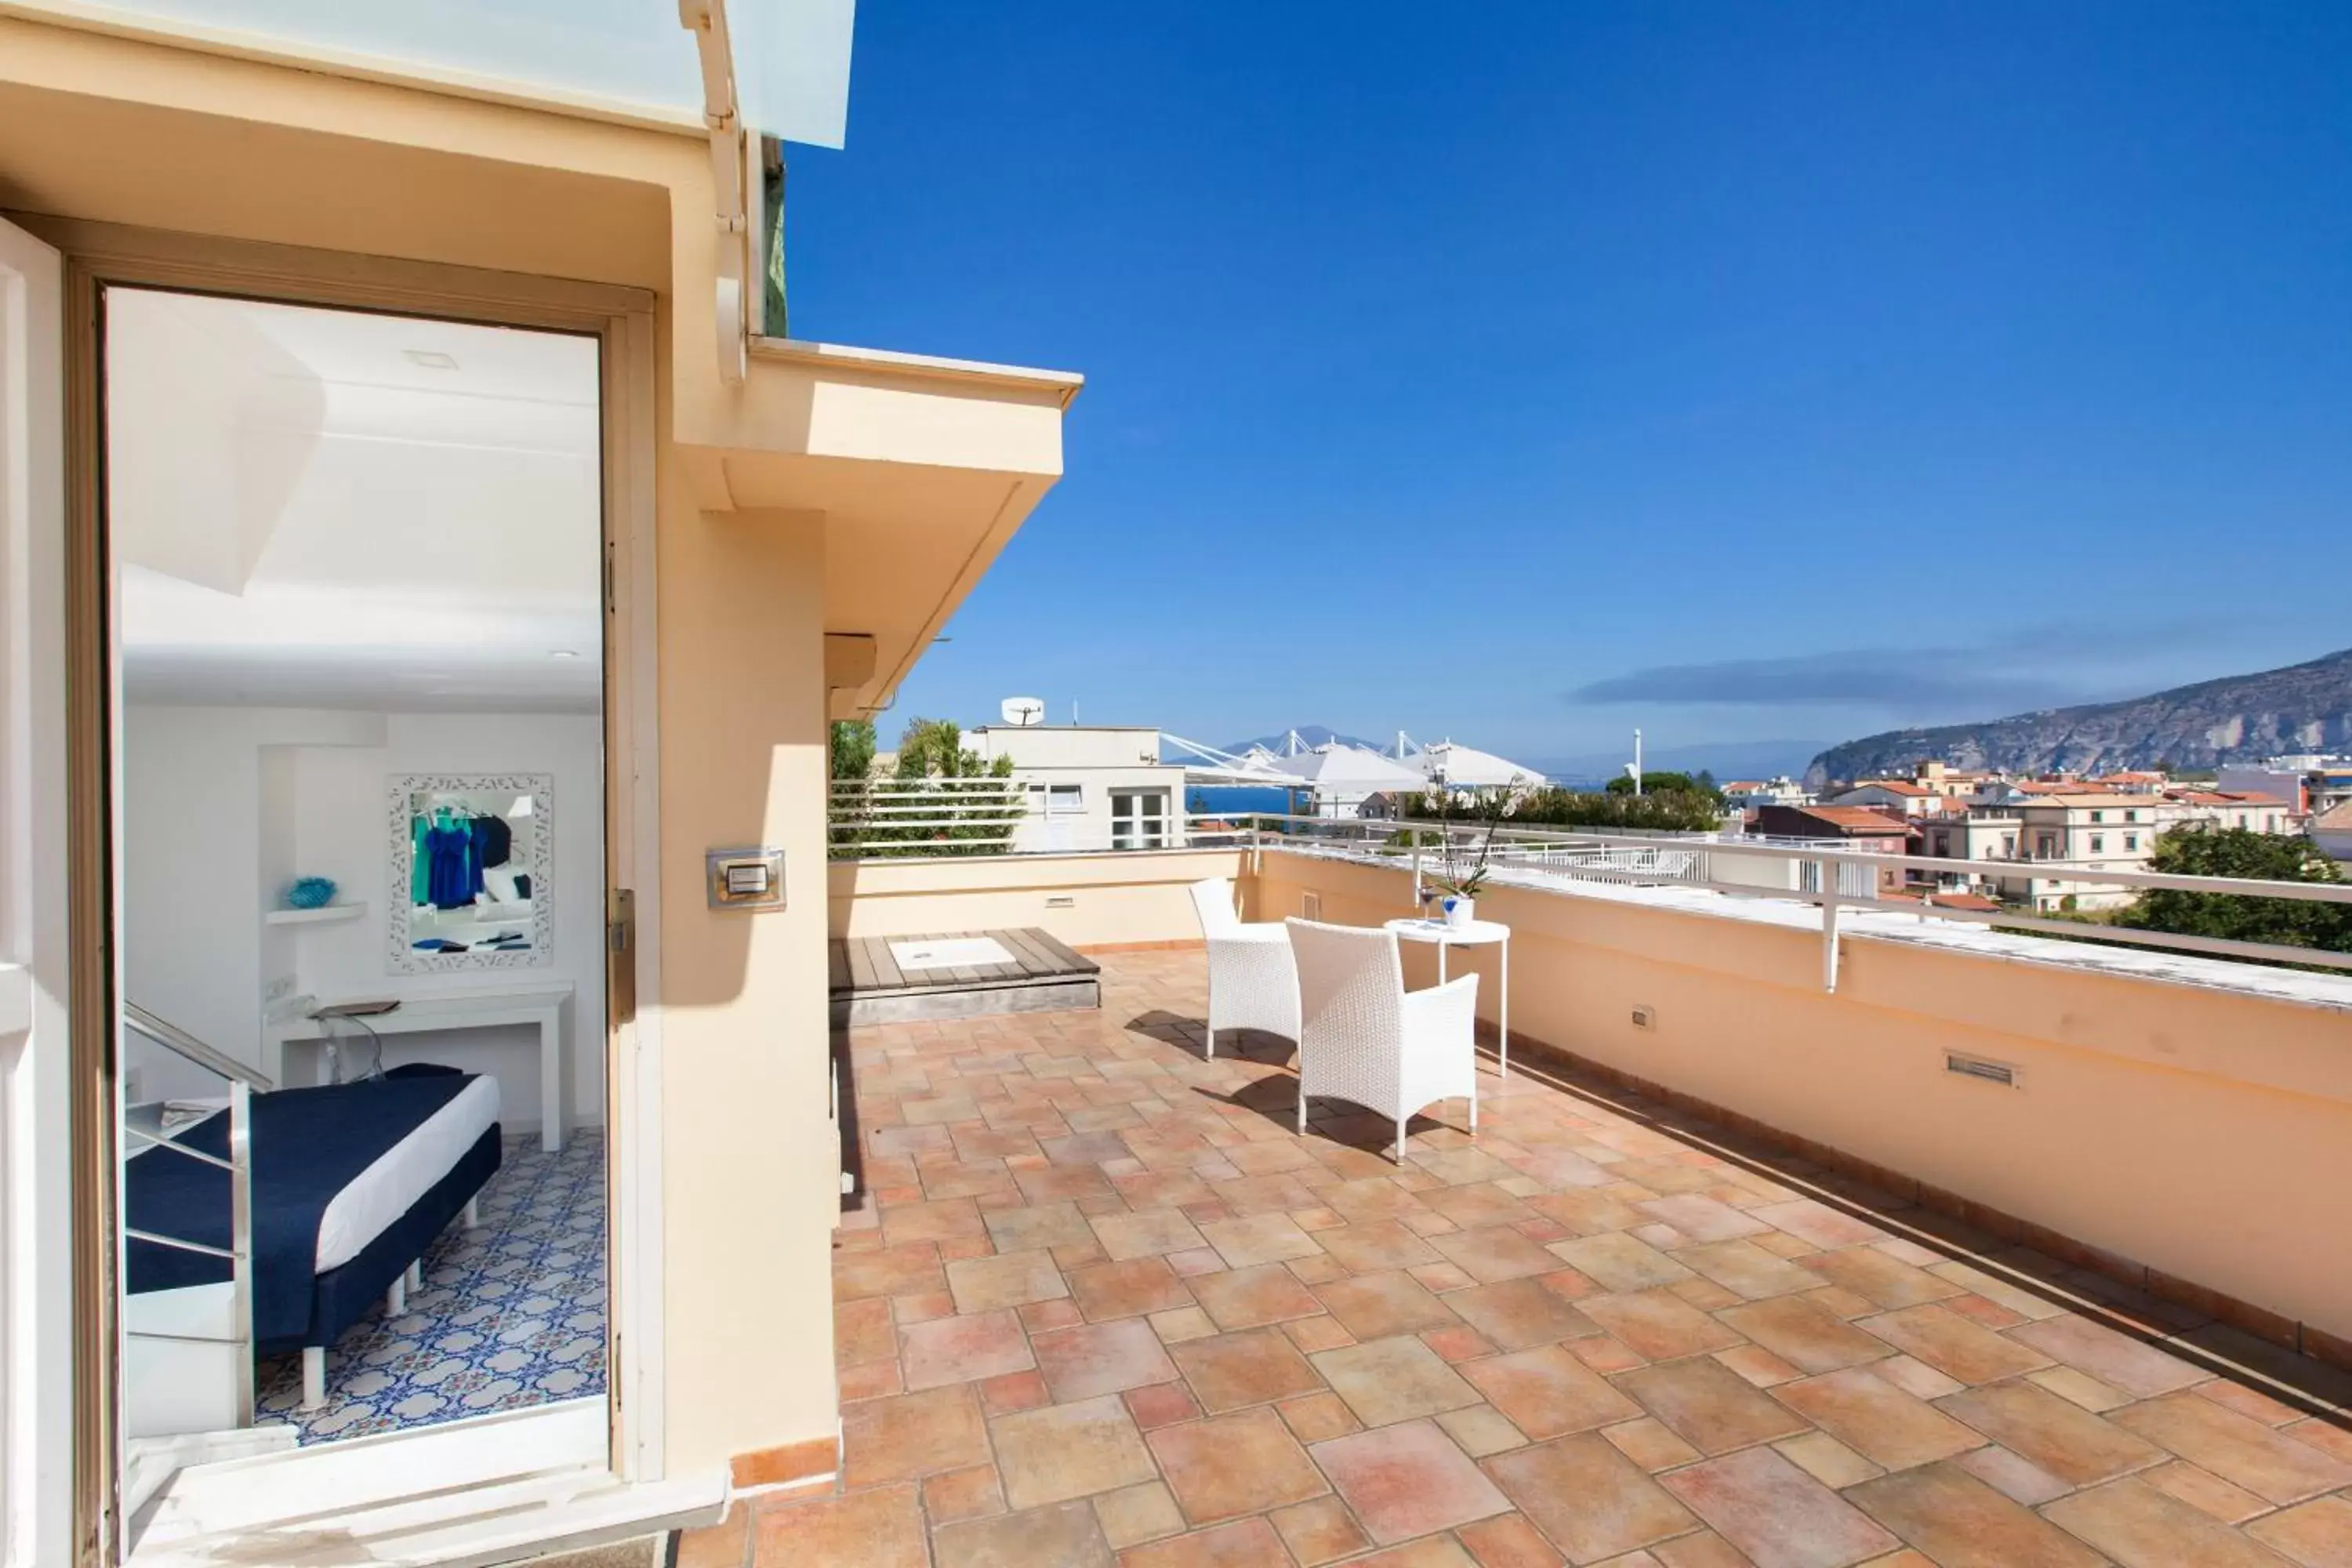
[256,1127,608,1443]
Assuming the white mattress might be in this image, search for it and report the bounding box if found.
[314,1076,500,1272]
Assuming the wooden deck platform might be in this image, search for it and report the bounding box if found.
[829,927,1102,1026]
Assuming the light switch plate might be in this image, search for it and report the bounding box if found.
[706,846,786,912]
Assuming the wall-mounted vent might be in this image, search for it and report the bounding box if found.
[1044,895,1076,909]
[1945,1052,2019,1088]
[1301,893,1323,920]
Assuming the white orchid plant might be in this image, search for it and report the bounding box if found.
[1421,787,1521,902]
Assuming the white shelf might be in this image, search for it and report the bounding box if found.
[265,902,366,927]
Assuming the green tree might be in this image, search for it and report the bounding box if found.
[893,717,1000,781]
[2116,828,2351,954]
[829,718,876,781]
[1413,785,1722,834]
[825,720,879,859]
[852,717,1020,858]
[1604,771,1722,804]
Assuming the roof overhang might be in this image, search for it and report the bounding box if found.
[680,336,1083,720]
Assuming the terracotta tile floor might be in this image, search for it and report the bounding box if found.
[695,950,2352,1567]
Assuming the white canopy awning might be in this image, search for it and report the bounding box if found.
[1268,744,1428,793]
[30,0,857,146]
[1418,741,1547,789]
[1157,732,1294,786]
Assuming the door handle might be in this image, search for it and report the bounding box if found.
[608,888,636,1025]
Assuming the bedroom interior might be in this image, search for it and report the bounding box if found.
[105,287,612,1489]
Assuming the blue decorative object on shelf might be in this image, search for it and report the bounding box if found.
[286,877,338,910]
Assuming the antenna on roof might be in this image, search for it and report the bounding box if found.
[1000,697,1044,728]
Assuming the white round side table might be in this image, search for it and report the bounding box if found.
[1384,916,1512,1077]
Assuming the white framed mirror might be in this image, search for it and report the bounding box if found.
[387,772,554,972]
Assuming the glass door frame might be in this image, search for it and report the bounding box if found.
[30,213,664,1566]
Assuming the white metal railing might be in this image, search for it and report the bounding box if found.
[821,798,2350,991]
[120,1002,267,1429]
[1210,811,2352,993]
[829,779,1026,855]
[833,778,1265,857]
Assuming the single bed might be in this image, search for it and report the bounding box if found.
[125,1068,503,1410]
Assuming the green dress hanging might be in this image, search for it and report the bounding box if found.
[411,813,431,906]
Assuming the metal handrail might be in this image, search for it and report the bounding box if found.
[119,1002,258,1428]
[123,1001,274,1091]
[1236,811,2352,990]
[827,807,2352,992]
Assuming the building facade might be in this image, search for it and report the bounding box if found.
[2220,756,2352,818]
[1719,776,1812,811]
[1749,804,1912,895]
[967,724,1189,852]
[0,8,1082,1563]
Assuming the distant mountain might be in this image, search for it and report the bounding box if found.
[1529,739,1833,786]
[1806,647,2352,789]
[1221,725,1388,756]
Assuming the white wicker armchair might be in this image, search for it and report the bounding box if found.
[1286,917,1479,1161]
[1188,877,1300,1058]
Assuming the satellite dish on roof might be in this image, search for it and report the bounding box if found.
[1001,696,1045,728]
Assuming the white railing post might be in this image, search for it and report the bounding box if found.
[1818,858,1841,993]
[227,1078,255,1428]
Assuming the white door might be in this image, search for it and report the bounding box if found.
[0,212,74,1568]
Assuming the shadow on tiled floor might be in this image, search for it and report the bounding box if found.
[691,949,2352,1568]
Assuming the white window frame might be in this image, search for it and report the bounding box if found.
[1109,788,1169,851]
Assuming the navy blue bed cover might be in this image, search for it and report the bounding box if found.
[125,1072,479,1345]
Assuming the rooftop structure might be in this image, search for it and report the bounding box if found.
[1722,775,1813,811]
[2314,800,2352,864]
[1269,743,1430,818]
[1756,804,1913,839]
[967,724,1189,853]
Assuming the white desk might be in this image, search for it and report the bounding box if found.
[1385,918,1512,1078]
[264,982,574,1152]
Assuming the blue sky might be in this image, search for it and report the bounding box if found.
[788,2,2352,768]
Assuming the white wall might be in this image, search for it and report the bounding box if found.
[120,705,605,1129]
[287,712,606,1129]
[1006,764,1185,853]
[123,705,265,1091]
[120,706,386,1101]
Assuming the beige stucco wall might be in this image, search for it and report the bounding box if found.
[1252,851,2352,1341]
[829,848,1246,947]
[658,501,839,1469]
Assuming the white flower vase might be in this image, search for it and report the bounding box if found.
[1443,895,1475,929]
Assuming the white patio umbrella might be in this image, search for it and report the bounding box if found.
[1418,740,1547,790]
